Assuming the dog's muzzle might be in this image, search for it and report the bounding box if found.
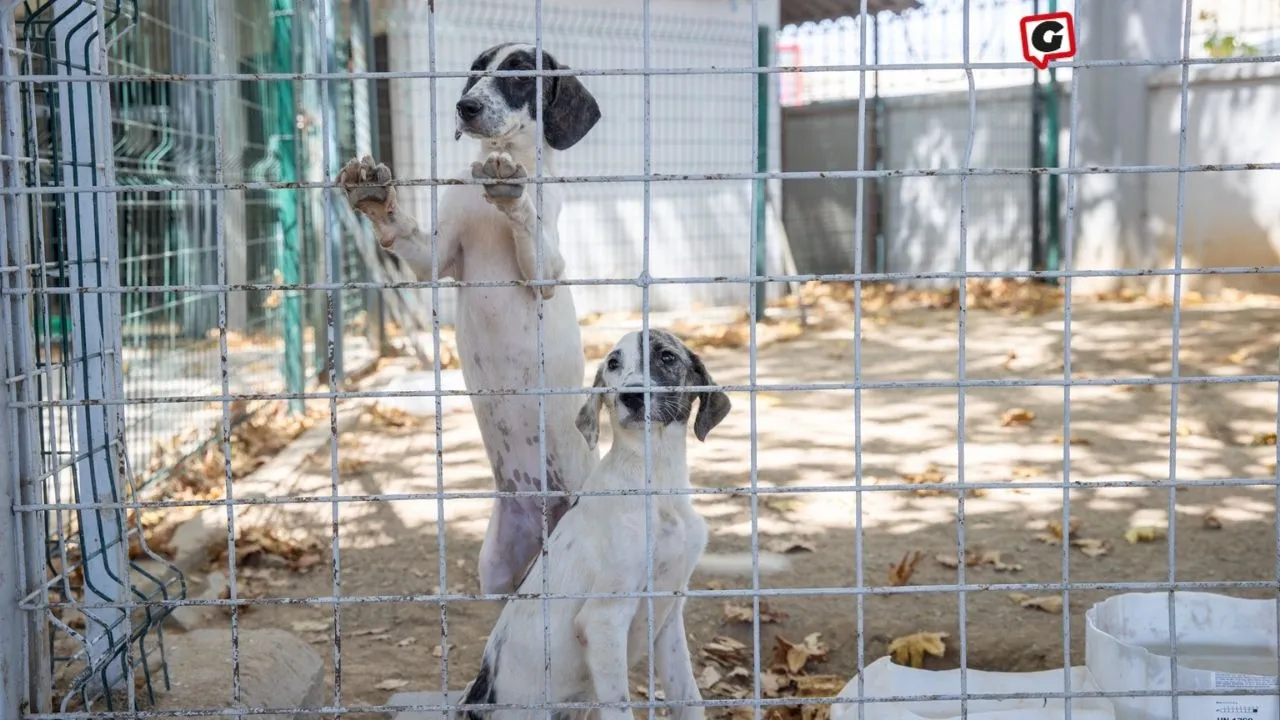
[617,386,684,425]
[454,97,484,140]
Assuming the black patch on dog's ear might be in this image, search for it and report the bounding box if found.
[575,363,606,450]
[541,52,601,151]
[688,351,731,442]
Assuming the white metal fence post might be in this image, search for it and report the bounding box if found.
[1,10,52,714]
[0,307,22,720]
[51,0,129,691]
[0,14,22,718]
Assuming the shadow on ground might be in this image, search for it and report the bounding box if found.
[190,299,1278,717]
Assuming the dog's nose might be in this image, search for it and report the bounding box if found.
[456,97,483,120]
[618,388,647,413]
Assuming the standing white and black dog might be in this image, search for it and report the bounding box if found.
[459,329,739,720]
[337,43,791,597]
[336,43,602,595]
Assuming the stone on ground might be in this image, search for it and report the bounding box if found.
[156,628,323,720]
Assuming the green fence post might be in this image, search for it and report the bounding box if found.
[1044,0,1062,275]
[754,24,769,320]
[272,0,305,414]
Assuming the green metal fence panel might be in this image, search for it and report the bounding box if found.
[1,0,386,710]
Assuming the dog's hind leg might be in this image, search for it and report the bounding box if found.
[478,495,569,596]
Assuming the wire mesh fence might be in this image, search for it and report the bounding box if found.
[0,0,1278,719]
[1,0,397,711]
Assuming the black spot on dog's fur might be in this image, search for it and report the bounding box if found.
[460,655,496,719]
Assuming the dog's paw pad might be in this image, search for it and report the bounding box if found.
[338,155,395,212]
[472,152,526,202]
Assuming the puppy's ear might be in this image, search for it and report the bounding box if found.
[575,363,606,450]
[541,52,601,151]
[688,352,731,442]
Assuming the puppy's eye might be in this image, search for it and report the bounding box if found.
[659,350,677,365]
[606,357,620,372]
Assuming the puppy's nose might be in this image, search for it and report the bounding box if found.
[456,97,483,120]
[618,388,647,413]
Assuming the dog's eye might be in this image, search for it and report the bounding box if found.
[659,350,677,365]
[606,357,620,372]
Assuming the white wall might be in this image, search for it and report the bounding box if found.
[1145,62,1280,295]
[378,0,783,323]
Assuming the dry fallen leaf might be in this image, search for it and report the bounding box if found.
[291,619,330,634]
[723,601,789,625]
[767,539,817,555]
[1007,593,1032,605]
[702,636,750,666]
[1050,434,1092,446]
[1011,465,1044,479]
[1250,432,1277,447]
[375,679,408,691]
[901,465,947,496]
[1035,516,1081,545]
[888,550,924,586]
[771,633,829,674]
[396,637,416,647]
[1019,595,1064,614]
[1071,537,1111,558]
[1203,510,1223,530]
[431,643,455,658]
[934,549,979,569]
[936,548,1021,572]
[697,665,723,690]
[337,456,368,473]
[1125,526,1166,544]
[979,550,1023,572]
[1001,408,1036,427]
[888,631,948,668]
[368,403,422,429]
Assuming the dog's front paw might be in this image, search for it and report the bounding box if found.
[534,282,556,300]
[470,152,526,207]
[337,156,399,244]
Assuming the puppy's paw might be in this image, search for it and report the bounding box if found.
[337,156,403,248]
[534,282,556,300]
[470,152,526,207]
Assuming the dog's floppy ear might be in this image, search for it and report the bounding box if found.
[575,363,606,450]
[688,351,731,442]
[541,52,601,151]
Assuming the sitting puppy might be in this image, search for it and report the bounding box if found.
[459,329,740,719]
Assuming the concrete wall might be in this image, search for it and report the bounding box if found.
[782,83,1059,284]
[1145,62,1280,295]
[779,99,877,275]
[781,61,1279,295]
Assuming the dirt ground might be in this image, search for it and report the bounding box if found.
[190,293,1278,717]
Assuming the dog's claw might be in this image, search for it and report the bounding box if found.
[471,151,527,203]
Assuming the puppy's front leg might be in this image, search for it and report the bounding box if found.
[574,599,637,720]
[471,152,566,300]
[655,600,705,720]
